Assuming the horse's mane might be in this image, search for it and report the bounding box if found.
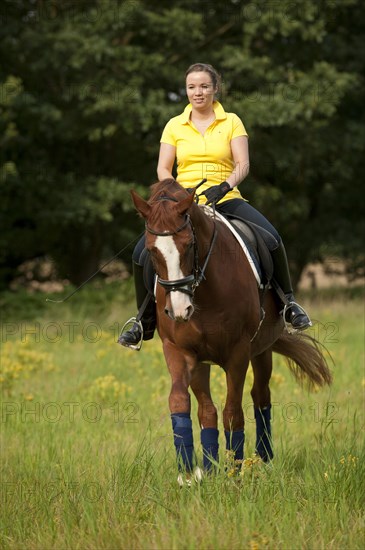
[146,179,193,232]
[149,179,189,203]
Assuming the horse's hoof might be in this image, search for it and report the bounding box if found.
[177,473,191,487]
[194,466,203,482]
[177,466,203,487]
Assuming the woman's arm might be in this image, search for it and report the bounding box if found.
[157,143,176,180]
[225,136,250,188]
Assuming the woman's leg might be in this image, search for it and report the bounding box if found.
[217,199,311,330]
[118,236,156,349]
[217,199,280,243]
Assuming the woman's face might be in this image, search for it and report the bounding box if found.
[186,71,216,110]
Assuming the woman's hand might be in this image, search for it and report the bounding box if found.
[203,181,231,205]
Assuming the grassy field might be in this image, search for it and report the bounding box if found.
[1,284,364,549]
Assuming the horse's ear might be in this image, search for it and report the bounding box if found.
[130,189,151,219]
[175,190,196,216]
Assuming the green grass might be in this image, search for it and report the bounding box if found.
[1,283,364,549]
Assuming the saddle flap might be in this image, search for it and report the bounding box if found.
[229,218,274,284]
[200,205,274,286]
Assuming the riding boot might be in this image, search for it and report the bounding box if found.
[118,261,156,349]
[271,242,312,331]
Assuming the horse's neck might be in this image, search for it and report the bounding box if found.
[190,204,216,244]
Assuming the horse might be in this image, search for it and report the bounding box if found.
[130,178,332,482]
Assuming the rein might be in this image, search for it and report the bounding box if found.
[145,198,217,297]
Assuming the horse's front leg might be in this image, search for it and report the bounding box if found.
[223,347,250,468]
[163,340,196,474]
[190,362,219,471]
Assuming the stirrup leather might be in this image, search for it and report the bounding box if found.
[283,301,312,334]
[119,317,144,351]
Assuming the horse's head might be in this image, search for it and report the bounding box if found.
[131,180,197,322]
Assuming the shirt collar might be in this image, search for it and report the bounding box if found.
[180,101,227,124]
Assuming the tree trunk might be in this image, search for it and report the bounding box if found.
[60,222,104,286]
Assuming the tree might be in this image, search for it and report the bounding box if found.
[1,0,363,288]
[211,0,364,284]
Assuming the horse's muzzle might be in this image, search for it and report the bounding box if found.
[164,295,194,322]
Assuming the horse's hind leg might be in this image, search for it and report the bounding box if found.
[190,363,219,471]
[223,351,250,467]
[251,349,274,462]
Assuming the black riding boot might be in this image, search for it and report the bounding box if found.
[118,261,156,349]
[271,242,312,331]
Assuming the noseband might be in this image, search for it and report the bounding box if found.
[145,197,217,297]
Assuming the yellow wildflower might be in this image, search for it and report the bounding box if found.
[88,374,131,403]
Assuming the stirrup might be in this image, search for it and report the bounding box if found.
[283,302,312,334]
[119,317,144,351]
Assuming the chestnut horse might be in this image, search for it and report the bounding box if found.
[131,179,331,481]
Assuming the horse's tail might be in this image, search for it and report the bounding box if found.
[272,332,332,389]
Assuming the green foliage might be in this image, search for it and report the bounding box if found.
[0,0,364,287]
[0,291,364,548]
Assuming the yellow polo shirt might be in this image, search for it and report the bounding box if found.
[160,101,248,204]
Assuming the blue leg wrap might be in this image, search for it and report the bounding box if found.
[200,428,219,471]
[171,413,194,472]
[254,405,273,462]
[225,430,245,461]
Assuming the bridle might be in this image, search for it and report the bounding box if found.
[145,197,217,297]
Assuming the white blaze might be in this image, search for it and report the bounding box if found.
[155,235,192,318]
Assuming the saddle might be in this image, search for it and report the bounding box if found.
[201,206,277,289]
[223,213,277,288]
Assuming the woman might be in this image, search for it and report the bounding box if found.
[119,63,311,349]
